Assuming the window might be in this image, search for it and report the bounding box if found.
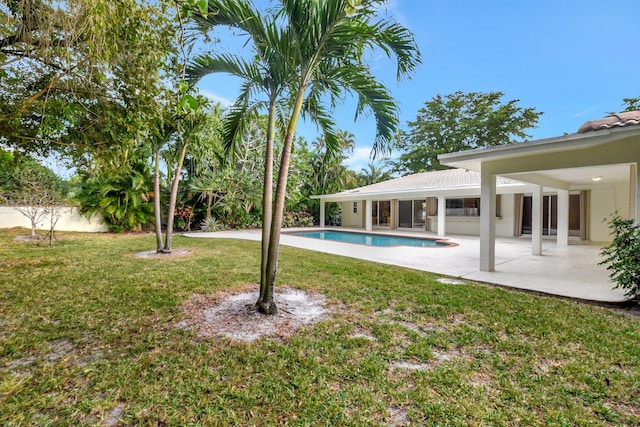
[446,198,480,216]
[440,197,502,217]
[378,200,391,226]
[371,200,391,226]
[353,201,358,214]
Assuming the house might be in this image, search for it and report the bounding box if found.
[315,111,640,272]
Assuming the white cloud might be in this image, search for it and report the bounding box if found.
[343,147,374,168]
[199,89,234,108]
[343,146,400,171]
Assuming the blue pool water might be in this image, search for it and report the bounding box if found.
[286,230,448,247]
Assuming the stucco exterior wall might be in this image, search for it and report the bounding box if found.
[427,194,515,237]
[339,194,516,237]
[341,200,364,228]
[588,182,629,242]
[0,206,109,232]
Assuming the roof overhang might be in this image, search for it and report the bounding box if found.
[313,182,534,202]
[439,127,639,171]
[438,126,640,189]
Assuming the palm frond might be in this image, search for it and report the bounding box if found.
[301,94,339,157]
[186,53,264,85]
[221,101,259,163]
[331,64,398,159]
[191,0,269,46]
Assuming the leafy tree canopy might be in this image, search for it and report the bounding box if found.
[0,148,67,203]
[391,91,542,174]
[0,0,177,161]
[607,97,640,115]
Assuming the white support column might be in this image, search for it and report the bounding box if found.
[319,200,326,227]
[532,186,543,256]
[557,189,569,246]
[631,163,639,222]
[437,196,446,237]
[480,170,496,272]
[365,199,373,231]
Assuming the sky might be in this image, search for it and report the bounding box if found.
[194,0,640,173]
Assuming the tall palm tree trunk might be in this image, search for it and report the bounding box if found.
[153,149,164,252]
[260,88,306,314]
[163,143,189,253]
[258,101,277,307]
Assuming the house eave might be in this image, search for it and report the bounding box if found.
[439,126,640,171]
[313,182,531,202]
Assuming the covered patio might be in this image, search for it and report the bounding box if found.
[302,112,640,303]
[439,112,640,273]
[187,228,627,303]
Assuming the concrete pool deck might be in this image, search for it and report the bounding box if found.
[185,228,629,304]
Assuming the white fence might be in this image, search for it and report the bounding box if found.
[0,206,109,232]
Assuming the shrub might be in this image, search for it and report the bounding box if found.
[74,174,154,233]
[175,203,194,231]
[200,216,225,232]
[599,214,640,299]
[282,210,315,228]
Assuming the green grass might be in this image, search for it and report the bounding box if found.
[1,229,639,426]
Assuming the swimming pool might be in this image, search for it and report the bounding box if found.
[285,230,452,247]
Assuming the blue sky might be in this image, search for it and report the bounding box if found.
[196,0,640,172]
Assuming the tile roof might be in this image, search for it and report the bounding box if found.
[329,168,520,197]
[577,110,640,133]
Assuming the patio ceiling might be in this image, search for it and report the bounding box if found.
[504,163,632,190]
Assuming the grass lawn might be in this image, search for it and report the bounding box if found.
[1,229,639,426]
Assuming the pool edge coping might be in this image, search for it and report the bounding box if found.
[282,228,459,248]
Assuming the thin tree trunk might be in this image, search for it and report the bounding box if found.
[259,88,306,314]
[153,149,163,252]
[206,192,213,219]
[257,100,277,307]
[30,216,37,237]
[163,143,189,253]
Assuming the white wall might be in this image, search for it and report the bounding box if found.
[428,194,516,237]
[0,206,109,232]
[589,182,629,242]
[340,201,364,227]
[340,194,516,237]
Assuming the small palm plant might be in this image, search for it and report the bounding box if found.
[200,216,225,232]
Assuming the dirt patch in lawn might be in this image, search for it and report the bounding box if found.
[177,286,332,342]
[133,248,192,258]
[12,234,45,241]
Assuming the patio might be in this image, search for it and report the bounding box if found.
[186,228,628,304]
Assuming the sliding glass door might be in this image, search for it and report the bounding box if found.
[398,200,412,228]
[398,199,427,229]
[521,193,585,238]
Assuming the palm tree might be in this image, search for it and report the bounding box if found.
[310,131,358,195]
[188,0,295,304]
[359,162,393,186]
[189,0,420,314]
[148,103,211,253]
[260,0,420,314]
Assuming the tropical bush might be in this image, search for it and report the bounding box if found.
[74,165,154,233]
[281,210,314,228]
[600,214,640,299]
[174,203,195,231]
